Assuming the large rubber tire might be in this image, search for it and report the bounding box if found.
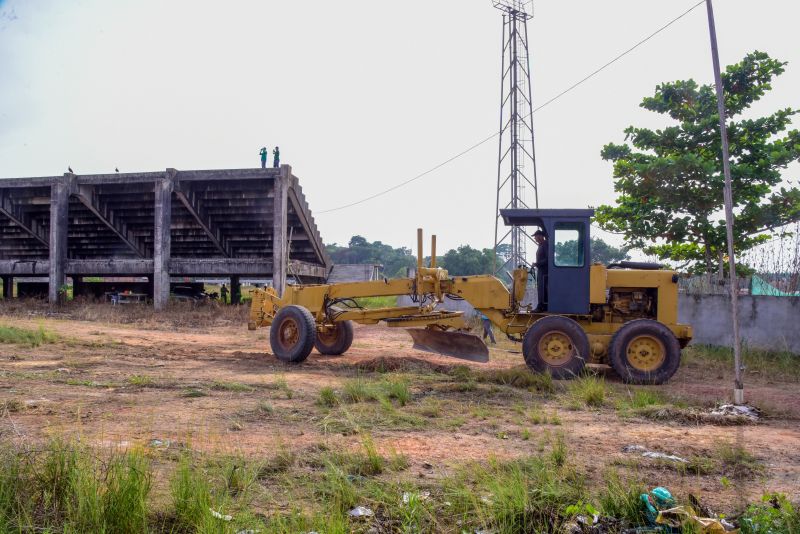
[522,316,589,380]
[315,321,354,355]
[608,319,681,385]
[269,305,317,363]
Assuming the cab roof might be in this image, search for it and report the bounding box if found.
[500,208,595,227]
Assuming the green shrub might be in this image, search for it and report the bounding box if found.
[0,323,58,347]
[741,493,799,534]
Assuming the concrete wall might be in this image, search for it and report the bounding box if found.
[679,294,800,353]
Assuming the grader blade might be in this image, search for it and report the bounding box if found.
[407,329,489,363]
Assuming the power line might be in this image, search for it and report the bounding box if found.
[317,0,705,215]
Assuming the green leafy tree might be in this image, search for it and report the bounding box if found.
[326,236,416,278]
[596,51,800,274]
[439,245,495,276]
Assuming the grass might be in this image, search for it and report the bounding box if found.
[685,344,800,381]
[597,470,647,526]
[181,387,208,398]
[566,375,607,408]
[127,374,155,387]
[318,386,339,407]
[0,438,150,533]
[340,376,412,406]
[211,380,255,392]
[714,441,764,479]
[0,323,58,347]
[352,295,398,309]
[265,377,294,398]
[0,436,785,533]
[445,364,557,395]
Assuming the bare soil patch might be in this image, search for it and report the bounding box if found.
[1,305,798,519]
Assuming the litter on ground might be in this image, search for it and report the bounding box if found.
[622,445,688,463]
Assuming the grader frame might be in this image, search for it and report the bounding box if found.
[249,209,693,384]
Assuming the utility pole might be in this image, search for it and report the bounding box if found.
[705,0,744,404]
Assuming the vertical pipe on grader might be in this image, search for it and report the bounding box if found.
[431,235,437,268]
[417,228,423,271]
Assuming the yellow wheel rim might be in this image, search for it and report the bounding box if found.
[626,335,665,372]
[277,318,300,350]
[538,331,575,367]
[317,327,339,346]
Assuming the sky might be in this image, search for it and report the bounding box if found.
[0,0,798,257]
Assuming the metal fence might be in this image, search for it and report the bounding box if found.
[679,224,800,296]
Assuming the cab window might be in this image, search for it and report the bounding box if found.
[553,223,585,267]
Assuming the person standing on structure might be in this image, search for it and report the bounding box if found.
[273,146,280,168]
[533,229,548,313]
[259,147,269,169]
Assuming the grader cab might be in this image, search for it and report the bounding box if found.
[249,209,692,384]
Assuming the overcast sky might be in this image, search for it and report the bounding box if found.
[1,0,798,256]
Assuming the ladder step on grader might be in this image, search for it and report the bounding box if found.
[248,209,692,384]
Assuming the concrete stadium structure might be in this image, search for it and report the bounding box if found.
[0,165,330,308]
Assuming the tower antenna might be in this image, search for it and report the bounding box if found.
[492,0,539,274]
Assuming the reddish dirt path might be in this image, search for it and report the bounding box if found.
[1,316,798,511]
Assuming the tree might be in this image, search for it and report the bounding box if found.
[595,51,800,274]
[326,236,416,278]
[439,245,495,276]
[555,237,631,266]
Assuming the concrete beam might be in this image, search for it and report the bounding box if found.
[66,259,154,275]
[289,260,328,279]
[72,183,148,258]
[0,190,49,248]
[153,172,174,310]
[272,165,289,296]
[169,258,273,276]
[49,177,70,304]
[0,261,49,275]
[173,182,230,257]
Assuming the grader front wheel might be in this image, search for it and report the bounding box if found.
[523,316,588,380]
[315,321,354,355]
[609,319,681,385]
[270,305,317,363]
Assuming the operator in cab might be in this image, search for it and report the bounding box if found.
[533,229,548,312]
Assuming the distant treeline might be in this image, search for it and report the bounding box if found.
[326,236,630,278]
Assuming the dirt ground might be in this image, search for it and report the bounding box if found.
[1,307,799,515]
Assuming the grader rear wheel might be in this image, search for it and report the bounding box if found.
[609,319,680,384]
[523,316,588,380]
[315,321,354,355]
[270,305,317,363]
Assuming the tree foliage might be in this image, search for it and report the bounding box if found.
[326,237,504,278]
[439,245,496,276]
[555,237,631,266]
[326,236,416,278]
[596,51,800,273]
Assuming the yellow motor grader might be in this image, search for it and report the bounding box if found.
[249,209,692,384]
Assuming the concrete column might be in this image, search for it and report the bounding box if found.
[49,176,71,305]
[231,275,241,305]
[2,276,12,299]
[153,171,174,310]
[272,164,290,296]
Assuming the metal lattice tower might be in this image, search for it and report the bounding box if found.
[493,0,539,273]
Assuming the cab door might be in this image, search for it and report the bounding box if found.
[546,220,590,314]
